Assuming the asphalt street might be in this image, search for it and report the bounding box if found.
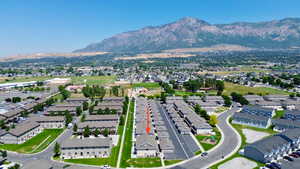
[169,106,241,169]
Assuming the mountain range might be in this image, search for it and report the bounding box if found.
[75,17,300,53]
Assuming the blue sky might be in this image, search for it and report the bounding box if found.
[1,0,300,57]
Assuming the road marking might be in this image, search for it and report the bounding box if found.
[157,101,189,159]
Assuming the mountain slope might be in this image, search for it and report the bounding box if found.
[75,17,300,53]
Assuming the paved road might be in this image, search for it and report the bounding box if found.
[6,128,112,169]
[169,106,241,169]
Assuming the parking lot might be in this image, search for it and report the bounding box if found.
[155,101,200,160]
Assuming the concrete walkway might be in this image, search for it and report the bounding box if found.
[117,99,132,168]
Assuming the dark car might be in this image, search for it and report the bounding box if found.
[271,162,281,169]
[289,154,299,158]
[266,164,277,169]
[291,153,300,158]
[283,156,294,161]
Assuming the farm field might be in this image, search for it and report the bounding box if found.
[223,82,290,96]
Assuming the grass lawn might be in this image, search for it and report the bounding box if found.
[273,110,285,119]
[223,82,290,96]
[0,76,116,86]
[120,100,135,168]
[215,106,230,114]
[0,76,55,84]
[174,90,204,96]
[165,160,182,166]
[0,129,63,154]
[196,128,222,151]
[126,158,162,168]
[70,76,116,86]
[64,158,111,166]
[132,82,160,89]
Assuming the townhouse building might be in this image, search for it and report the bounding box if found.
[0,121,42,144]
[60,137,112,159]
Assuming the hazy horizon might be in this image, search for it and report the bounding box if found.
[1,0,300,57]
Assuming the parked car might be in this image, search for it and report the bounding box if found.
[289,154,299,158]
[283,156,294,161]
[271,162,281,169]
[201,152,208,157]
[265,164,277,169]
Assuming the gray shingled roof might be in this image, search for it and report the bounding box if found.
[9,120,40,137]
[135,135,158,150]
[85,114,119,121]
[78,121,118,129]
[246,135,289,155]
[61,137,112,149]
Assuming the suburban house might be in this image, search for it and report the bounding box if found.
[244,95,265,105]
[60,137,112,159]
[0,121,42,144]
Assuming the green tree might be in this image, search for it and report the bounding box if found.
[209,115,218,126]
[82,101,89,111]
[119,115,125,126]
[94,129,100,137]
[81,114,86,122]
[76,106,82,116]
[73,123,78,133]
[83,126,91,137]
[54,142,60,157]
[103,128,109,137]
[64,110,73,127]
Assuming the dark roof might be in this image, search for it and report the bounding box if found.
[233,112,269,122]
[272,119,300,128]
[246,135,289,155]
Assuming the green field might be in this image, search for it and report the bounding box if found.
[0,76,54,84]
[0,129,63,154]
[174,90,204,96]
[165,160,182,166]
[70,76,116,85]
[0,76,116,86]
[64,158,111,166]
[126,158,162,168]
[132,82,160,89]
[120,100,135,168]
[223,82,290,96]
